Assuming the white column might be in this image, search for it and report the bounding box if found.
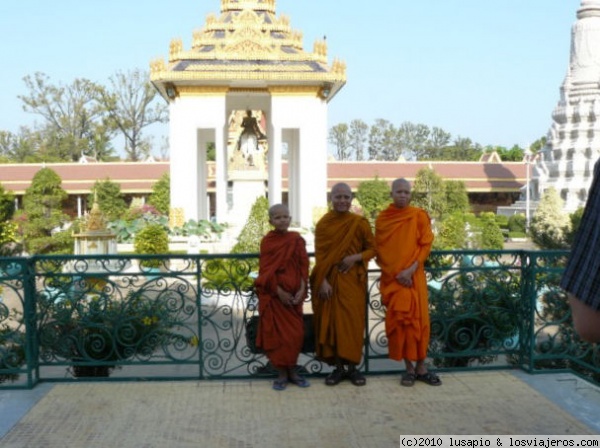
[215,123,228,223]
[77,196,82,218]
[268,122,283,205]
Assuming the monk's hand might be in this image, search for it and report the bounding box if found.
[338,254,359,274]
[319,280,332,300]
[277,288,293,306]
[395,270,413,287]
[293,287,305,304]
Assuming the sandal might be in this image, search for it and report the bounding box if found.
[289,376,311,388]
[347,369,366,386]
[416,371,442,386]
[272,379,288,391]
[401,371,416,387]
[325,368,345,386]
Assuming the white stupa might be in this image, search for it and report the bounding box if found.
[534,0,600,211]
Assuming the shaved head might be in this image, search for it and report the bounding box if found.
[269,203,289,218]
[331,182,352,195]
[390,178,412,208]
[391,178,411,192]
[330,182,353,213]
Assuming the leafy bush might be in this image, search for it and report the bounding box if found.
[530,187,571,249]
[0,326,26,383]
[508,213,526,234]
[430,269,521,367]
[231,196,270,255]
[134,223,169,268]
[38,289,190,373]
[148,173,170,215]
[433,213,466,250]
[495,214,509,230]
[202,258,255,292]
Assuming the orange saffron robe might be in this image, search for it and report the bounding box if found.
[254,231,309,369]
[310,211,376,365]
[375,205,434,362]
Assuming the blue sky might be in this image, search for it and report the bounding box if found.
[0,0,581,153]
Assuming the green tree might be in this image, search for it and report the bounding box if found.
[565,206,585,247]
[0,183,17,254]
[397,121,430,161]
[530,187,571,249]
[19,72,114,161]
[424,126,452,160]
[231,196,270,254]
[476,212,504,250]
[355,176,390,226]
[434,212,466,250]
[88,178,127,222]
[206,142,216,162]
[0,183,15,222]
[348,119,368,161]
[443,180,470,217]
[21,168,72,254]
[508,213,527,235]
[148,173,170,216]
[412,168,446,221]
[99,69,167,161]
[368,119,399,161]
[441,137,482,161]
[328,123,350,161]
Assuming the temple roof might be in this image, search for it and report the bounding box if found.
[0,161,526,196]
[150,0,346,101]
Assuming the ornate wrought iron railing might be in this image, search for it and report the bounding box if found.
[0,250,598,389]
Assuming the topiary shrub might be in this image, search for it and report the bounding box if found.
[134,223,169,269]
[508,213,526,234]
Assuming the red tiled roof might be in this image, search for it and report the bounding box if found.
[0,161,526,195]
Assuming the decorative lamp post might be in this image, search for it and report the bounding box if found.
[524,147,532,233]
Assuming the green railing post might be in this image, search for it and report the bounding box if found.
[519,251,536,373]
[23,257,38,388]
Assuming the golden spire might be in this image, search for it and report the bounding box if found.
[85,191,106,232]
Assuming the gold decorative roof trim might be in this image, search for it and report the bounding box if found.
[268,86,320,96]
[151,70,346,83]
[171,48,326,64]
[184,63,315,73]
[177,86,229,96]
[221,0,276,14]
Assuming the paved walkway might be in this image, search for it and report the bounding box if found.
[0,371,598,448]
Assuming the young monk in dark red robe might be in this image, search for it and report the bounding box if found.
[375,178,441,386]
[254,204,310,391]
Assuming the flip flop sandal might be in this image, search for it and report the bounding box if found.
[272,379,288,391]
[401,372,416,387]
[416,372,442,386]
[325,368,345,386]
[347,369,366,386]
[289,376,311,388]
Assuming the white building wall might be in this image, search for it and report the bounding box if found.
[169,95,227,222]
[271,95,328,228]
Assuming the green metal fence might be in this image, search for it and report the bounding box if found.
[0,250,598,389]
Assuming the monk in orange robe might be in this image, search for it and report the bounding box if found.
[310,183,376,386]
[254,204,310,391]
[375,178,441,386]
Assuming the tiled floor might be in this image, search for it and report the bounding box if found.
[0,371,597,448]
